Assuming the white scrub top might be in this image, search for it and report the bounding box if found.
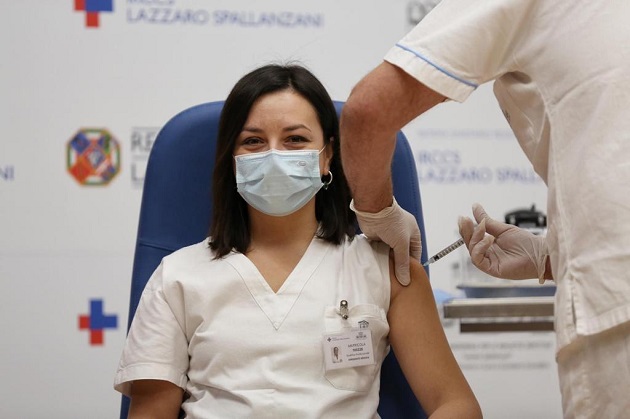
[115,236,392,418]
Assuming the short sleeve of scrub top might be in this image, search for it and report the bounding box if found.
[114,262,189,396]
[384,0,539,102]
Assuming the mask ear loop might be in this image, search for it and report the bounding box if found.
[322,171,333,190]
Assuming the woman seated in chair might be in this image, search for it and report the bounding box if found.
[114,63,482,418]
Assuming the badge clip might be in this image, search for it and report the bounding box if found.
[339,299,349,319]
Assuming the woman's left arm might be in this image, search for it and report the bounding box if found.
[387,255,483,418]
[128,379,184,419]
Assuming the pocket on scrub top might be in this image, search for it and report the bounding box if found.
[323,304,389,392]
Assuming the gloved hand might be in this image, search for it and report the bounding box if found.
[350,198,422,286]
[458,203,548,281]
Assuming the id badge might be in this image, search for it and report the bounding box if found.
[323,328,375,371]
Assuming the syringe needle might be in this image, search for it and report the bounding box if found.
[423,238,465,266]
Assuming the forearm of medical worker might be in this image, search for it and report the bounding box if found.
[340,61,444,212]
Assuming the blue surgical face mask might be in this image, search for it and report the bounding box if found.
[234,148,325,216]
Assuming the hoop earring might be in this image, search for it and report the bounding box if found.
[322,171,333,190]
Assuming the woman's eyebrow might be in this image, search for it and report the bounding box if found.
[241,126,263,133]
[283,124,311,132]
[241,124,312,133]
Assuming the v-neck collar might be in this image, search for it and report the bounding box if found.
[225,237,330,330]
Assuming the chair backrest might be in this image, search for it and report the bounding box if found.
[120,101,429,419]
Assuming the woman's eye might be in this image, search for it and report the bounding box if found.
[287,135,307,143]
[242,137,263,145]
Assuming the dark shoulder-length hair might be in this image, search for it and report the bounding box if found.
[209,63,357,258]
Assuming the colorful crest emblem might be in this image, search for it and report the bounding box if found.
[67,128,121,186]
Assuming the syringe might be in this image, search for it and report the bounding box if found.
[423,238,465,266]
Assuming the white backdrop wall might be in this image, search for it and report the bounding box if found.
[0,1,560,418]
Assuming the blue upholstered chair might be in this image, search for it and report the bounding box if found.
[120,101,429,419]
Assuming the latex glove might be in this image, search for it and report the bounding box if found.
[458,203,548,281]
[350,198,422,286]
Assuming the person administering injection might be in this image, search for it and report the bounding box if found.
[340,2,630,415]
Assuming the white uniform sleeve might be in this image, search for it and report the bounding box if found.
[385,0,537,102]
[114,262,189,396]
